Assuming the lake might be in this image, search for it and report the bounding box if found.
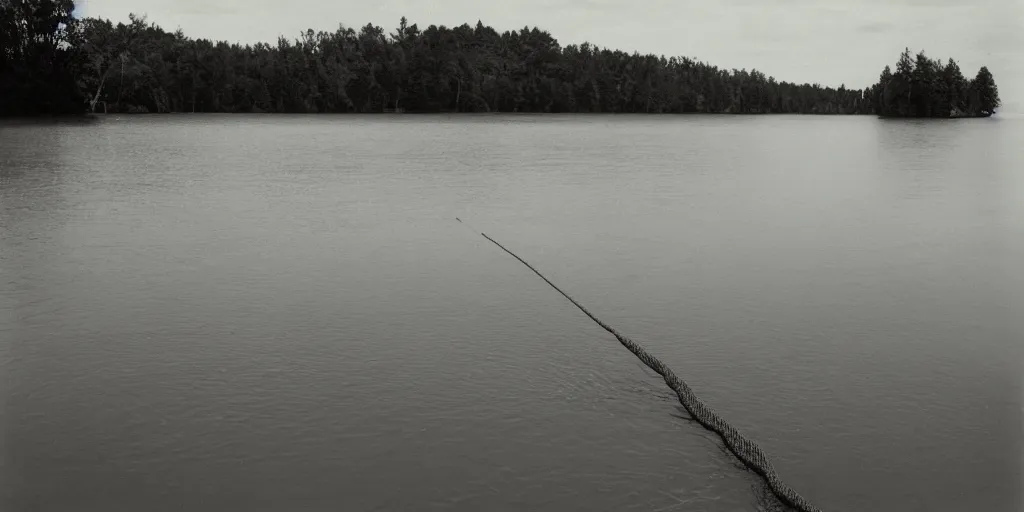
[1,114,1021,512]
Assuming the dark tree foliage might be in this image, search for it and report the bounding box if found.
[1,3,1002,118]
[867,48,1000,118]
[77,13,148,113]
[74,15,877,115]
[0,0,84,115]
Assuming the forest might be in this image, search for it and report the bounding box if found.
[0,0,1001,117]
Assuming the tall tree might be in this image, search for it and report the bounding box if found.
[78,13,147,112]
[874,65,893,116]
[0,0,83,115]
[941,58,967,114]
[972,66,1000,114]
[895,48,914,76]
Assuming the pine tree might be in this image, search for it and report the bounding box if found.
[895,48,914,76]
[973,66,1000,114]
[941,58,967,114]
[875,65,893,116]
[911,51,937,116]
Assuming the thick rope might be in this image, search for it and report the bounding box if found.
[474,229,822,512]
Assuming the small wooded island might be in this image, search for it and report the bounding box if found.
[870,49,1000,118]
[0,1,1001,117]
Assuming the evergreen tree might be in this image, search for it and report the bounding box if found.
[874,65,893,116]
[911,51,947,117]
[973,66,1000,114]
[941,58,967,114]
[895,48,914,76]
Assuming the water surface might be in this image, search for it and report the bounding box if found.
[2,114,1021,512]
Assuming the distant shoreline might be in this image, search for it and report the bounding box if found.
[73,111,1000,118]
[2,5,1001,119]
[2,112,1003,125]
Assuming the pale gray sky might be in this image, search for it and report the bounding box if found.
[78,0,1022,111]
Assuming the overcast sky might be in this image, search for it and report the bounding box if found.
[77,0,1021,111]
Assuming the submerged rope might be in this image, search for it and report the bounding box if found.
[466,222,821,512]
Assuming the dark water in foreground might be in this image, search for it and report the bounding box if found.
[1,115,1021,512]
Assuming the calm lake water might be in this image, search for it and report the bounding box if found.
[1,114,1021,512]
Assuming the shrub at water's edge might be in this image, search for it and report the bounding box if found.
[1,1,1001,117]
[867,48,1000,118]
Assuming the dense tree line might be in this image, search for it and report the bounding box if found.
[865,48,1000,118]
[66,15,877,115]
[0,0,1001,117]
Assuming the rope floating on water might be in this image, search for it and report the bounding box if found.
[465,221,822,512]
